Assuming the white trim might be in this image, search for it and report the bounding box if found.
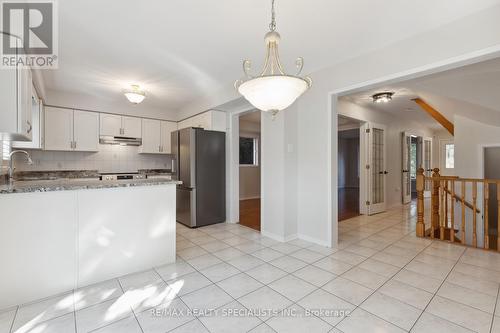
[261,231,297,243]
[297,234,332,248]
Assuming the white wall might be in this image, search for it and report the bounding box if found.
[455,115,500,178]
[239,119,261,200]
[261,105,298,242]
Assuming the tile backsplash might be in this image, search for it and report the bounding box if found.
[13,144,172,173]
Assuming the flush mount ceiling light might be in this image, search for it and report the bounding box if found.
[235,0,312,116]
[124,85,146,104]
[372,92,394,104]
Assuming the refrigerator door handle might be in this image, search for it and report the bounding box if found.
[171,159,176,173]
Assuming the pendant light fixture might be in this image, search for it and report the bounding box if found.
[124,84,146,104]
[235,0,312,116]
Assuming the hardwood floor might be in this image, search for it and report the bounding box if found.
[338,187,360,221]
[239,198,261,231]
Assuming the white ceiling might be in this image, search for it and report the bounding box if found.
[40,0,500,117]
[342,56,500,129]
[240,110,261,124]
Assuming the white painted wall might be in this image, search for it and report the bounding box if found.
[239,119,261,200]
[296,5,500,247]
[261,104,299,242]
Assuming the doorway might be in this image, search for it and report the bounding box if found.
[484,147,500,250]
[402,133,432,204]
[338,123,361,221]
[238,111,261,231]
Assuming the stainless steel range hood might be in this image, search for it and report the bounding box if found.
[99,136,142,146]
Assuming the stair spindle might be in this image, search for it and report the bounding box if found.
[461,181,466,245]
[472,181,477,247]
[484,182,489,249]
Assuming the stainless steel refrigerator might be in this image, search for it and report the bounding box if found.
[171,127,226,227]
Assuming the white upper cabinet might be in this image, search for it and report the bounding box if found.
[99,114,122,137]
[13,84,44,150]
[45,107,99,152]
[0,33,33,141]
[99,114,142,138]
[160,121,177,154]
[45,107,74,151]
[139,119,176,154]
[122,116,142,138]
[74,111,99,151]
[178,110,226,132]
[140,119,161,154]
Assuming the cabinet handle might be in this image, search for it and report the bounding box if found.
[26,121,32,134]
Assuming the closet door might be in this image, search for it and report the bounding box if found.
[367,123,387,215]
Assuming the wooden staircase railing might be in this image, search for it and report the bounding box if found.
[416,168,500,251]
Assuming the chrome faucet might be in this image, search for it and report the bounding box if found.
[8,150,33,182]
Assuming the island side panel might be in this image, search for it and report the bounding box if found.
[77,184,176,287]
[0,191,78,309]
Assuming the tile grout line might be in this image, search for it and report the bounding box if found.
[7,306,19,333]
[407,244,471,333]
[489,282,500,333]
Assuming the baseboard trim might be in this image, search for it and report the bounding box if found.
[297,234,331,247]
[260,230,297,243]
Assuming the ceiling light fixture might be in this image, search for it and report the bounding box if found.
[235,0,312,116]
[124,85,146,104]
[372,92,394,104]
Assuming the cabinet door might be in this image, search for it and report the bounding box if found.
[44,107,74,151]
[122,116,142,138]
[74,110,99,151]
[160,121,177,154]
[17,66,33,141]
[140,119,161,154]
[99,113,122,136]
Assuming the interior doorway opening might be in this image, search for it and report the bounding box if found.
[338,115,362,221]
[484,146,500,250]
[238,110,261,231]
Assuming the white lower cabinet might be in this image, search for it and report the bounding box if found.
[45,107,99,151]
[140,119,177,154]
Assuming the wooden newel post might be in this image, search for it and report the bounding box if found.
[431,168,441,239]
[416,168,425,237]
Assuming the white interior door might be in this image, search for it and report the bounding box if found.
[423,137,433,197]
[367,123,387,215]
[402,132,412,204]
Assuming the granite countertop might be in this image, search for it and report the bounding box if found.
[138,169,173,175]
[12,170,101,181]
[0,178,181,195]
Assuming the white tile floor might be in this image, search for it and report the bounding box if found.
[2,202,500,332]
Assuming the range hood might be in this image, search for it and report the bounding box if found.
[99,136,142,146]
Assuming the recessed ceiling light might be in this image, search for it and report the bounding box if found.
[124,84,146,104]
[372,92,394,103]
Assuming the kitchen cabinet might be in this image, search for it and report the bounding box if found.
[45,107,99,151]
[160,121,178,154]
[140,119,161,154]
[13,84,44,150]
[99,114,142,138]
[122,116,142,138]
[177,110,226,132]
[0,33,33,141]
[139,119,177,154]
[74,110,99,151]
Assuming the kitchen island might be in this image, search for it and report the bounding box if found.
[0,178,180,309]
